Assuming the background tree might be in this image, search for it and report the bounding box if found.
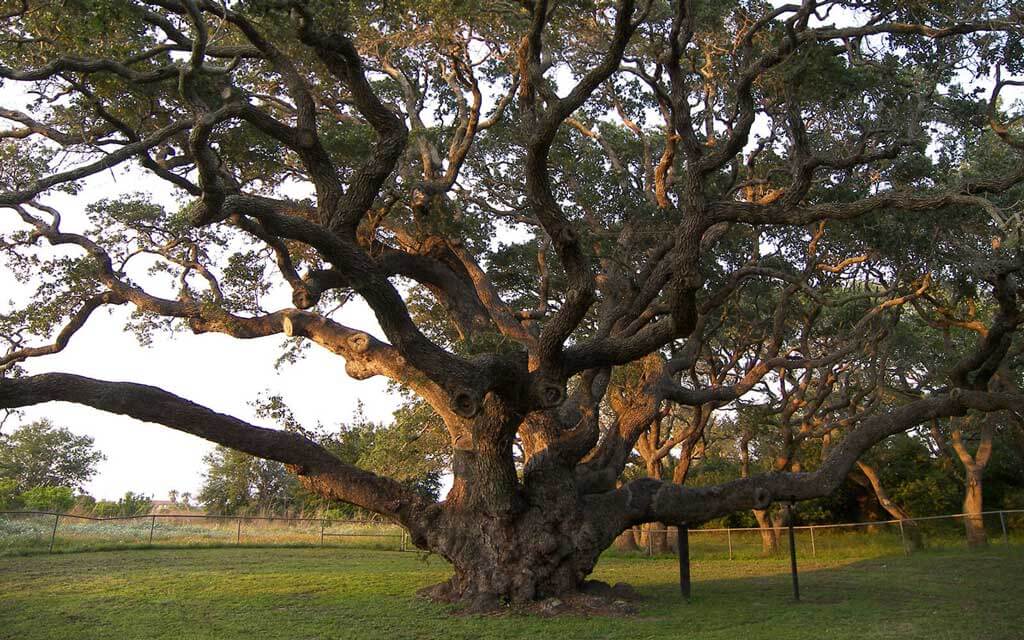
[0,419,105,492]
[0,0,1022,608]
[17,485,74,512]
[199,445,298,515]
[200,397,446,516]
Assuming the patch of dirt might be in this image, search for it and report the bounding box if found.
[517,591,640,618]
[443,580,644,618]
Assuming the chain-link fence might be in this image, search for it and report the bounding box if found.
[1,508,1020,558]
[614,509,1023,560]
[0,511,408,555]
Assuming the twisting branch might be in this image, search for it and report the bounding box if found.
[0,293,126,373]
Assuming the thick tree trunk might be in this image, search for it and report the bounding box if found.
[963,468,987,548]
[415,399,620,608]
[415,501,609,608]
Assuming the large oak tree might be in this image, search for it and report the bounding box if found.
[1,0,1023,607]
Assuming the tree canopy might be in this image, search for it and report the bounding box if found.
[0,418,105,492]
[0,0,1022,605]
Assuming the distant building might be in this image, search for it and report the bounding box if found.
[149,500,205,515]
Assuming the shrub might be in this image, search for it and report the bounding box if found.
[18,486,74,512]
[117,492,152,516]
[92,501,119,517]
[0,479,20,510]
[72,494,96,514]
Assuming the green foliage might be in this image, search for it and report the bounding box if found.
[72,493,96,513]
[199,446,298,515]
[91,501,120,518]
[0,478,19,510]
[201,397,450,517]
[865,433,961,517]
[0,420,105,492]
[114,492,153,517]
[17,486,74,512]
[0,140,55,191]
[83,494,153,517]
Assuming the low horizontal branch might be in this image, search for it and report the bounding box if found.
[0,372,426,522]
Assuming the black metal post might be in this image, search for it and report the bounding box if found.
[678,524,691,601]
[787,500,800,602]
[48,514,60,553]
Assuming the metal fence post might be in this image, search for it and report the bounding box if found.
[809,525,816,559]
[149,515,156,545]
[786,502,800,602]
[320,519,325,546]
[48,513,60,553]
[647,526,653,557]
[678,524,691,601]
[1000,511,1009,545]
[727,528,733,560]
[898,519,909,555]
[236,518,241,545]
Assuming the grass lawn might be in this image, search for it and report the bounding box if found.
[1,546,1021,639]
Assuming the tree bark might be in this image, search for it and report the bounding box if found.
[753,508,780,554]
[855,460,923,549]
[932,417,993,549]
[613,528,640,552]
[963,467,987,548]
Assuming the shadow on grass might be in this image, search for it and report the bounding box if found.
[0,545,1021,640]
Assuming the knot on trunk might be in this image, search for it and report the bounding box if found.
[345,359,374,380]
[188,316,211,334]
[752,487,772,509]
[557,226,577,246]
[530,377,567,409]
[346,332,372,353]
[291,286,318,309]
[452,390,482,418]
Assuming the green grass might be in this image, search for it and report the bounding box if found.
[1,546,1022,639]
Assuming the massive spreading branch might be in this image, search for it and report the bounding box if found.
[1,0,1022,605]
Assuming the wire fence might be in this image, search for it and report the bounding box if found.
[616,509,1024,560]
[0,508,1021,558]
[0,511,409,555]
